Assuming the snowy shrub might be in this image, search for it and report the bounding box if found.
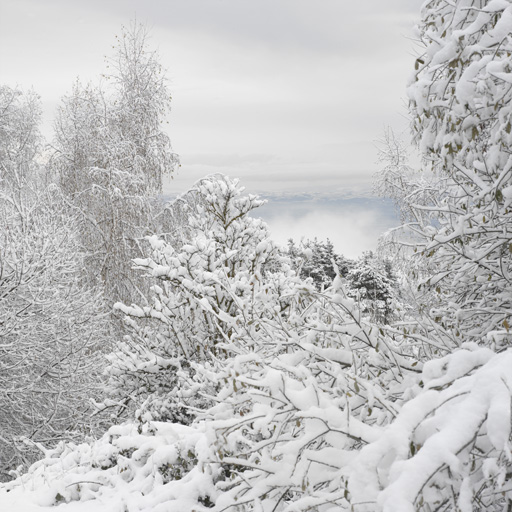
[0,421,219,511]
[0,251,421,511]
[204,273,420,511]
[350,345,512,512]
[4,345,511,512]
[108,175,310,424]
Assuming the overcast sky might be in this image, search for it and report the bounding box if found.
[1,0,423,192]
[0,0,424,257]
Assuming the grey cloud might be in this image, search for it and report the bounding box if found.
[3,0,425,199]
[184,153,275,167]
[17,0,423,58]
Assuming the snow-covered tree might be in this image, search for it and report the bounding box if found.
[2,176,420,510]
[0,85,41,191]
[364,1,512,509]
[345,252,399,324]
[106,22,178,195]
[0,84,112,480]
[0,184,111,481]
[406,0,512,349]
[207,272,419,511]
[52,22,178,304]
[108,175,304,424]
[287,237,352,290]
[300,238,338,288]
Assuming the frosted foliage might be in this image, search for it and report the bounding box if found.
[0,422,219,511]
[406,0,512,348]
[4,348,512,511]
[350,345,512,512]
[109,175,301,423]
[0,85,41,189]
[409,0,512,173]
[0,188,110,481]
[345,254,399,324]
[0,346,506,511]
[52,23,178,304]
[6,4,512,507]
[3,177,512,511]
[208,276,419,511]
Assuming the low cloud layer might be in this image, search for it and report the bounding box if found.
[255,196,398,259]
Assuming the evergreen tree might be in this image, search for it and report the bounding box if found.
[346,252,397,324]
[287,237,353,290]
